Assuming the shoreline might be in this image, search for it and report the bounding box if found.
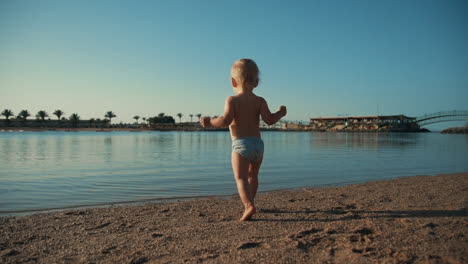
[0,127,436,133]
[1,172,463,217]
[1,172,467,263]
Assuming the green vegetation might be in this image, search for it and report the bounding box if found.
[69,113,80,128]
[148,113,175,125]
[1,109,14,125]
[53,110,64,120]
[18,110,31,126]
[36,110,48,121]
[1,109,14,120]
[105,111,116,124]
[1,108,202,129]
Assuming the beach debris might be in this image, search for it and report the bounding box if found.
[151,233,163,238]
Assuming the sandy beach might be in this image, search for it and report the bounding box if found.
[1,172,467,264]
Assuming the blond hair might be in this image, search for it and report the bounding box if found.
[231,58,260,89]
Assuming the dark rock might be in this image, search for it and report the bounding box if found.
[441,127,468,134]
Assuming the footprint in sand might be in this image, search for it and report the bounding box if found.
[296,228,322,238]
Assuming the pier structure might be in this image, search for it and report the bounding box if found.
[415,111,468,126]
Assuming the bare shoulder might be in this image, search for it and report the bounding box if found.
[225,95,236,103]
[255,95,266,105]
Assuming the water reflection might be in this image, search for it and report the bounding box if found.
[309,132,419,150]
[103,136,113,163]
[0,131,467,214]
[35,136,48,161]
[54,136,65,163]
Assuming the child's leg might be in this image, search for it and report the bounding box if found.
[248,158,263,200]
[231,152,256,221]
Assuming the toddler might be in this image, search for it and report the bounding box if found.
[200,58,287,221]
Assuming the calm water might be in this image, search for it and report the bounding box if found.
[1,131,467,214]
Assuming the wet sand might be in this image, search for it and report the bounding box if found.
[1,172,467,263]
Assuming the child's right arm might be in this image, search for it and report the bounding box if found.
[200,96,234,128]
[260,98,287,125]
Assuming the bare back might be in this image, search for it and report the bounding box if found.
[228,93,263,140]
[204,90,284,140]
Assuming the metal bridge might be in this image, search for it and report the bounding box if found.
[415,110,468,126]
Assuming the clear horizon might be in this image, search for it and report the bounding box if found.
[1,0,467,130]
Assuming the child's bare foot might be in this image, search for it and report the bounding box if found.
[240,205,256,221]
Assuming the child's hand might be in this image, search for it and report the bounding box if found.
[278,106,287,117]
[200,116,211,128]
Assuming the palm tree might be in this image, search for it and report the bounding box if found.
[1,109,14,126]
[177,113,183,123]
[1,109,14,119]
[196,113,202,121]
[36,110,48,121]
[142,117,146,124]
[69,113,80,128]
[17,110,30,126]
[105,111,116,124]
[189,114,194,123]
[53,110,64,120]
[133,115,140,124]
[158,113,165,119]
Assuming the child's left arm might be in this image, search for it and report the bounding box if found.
[200,96,234,128]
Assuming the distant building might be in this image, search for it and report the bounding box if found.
[309,115,420,132]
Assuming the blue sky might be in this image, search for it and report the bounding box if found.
[0,0,467,129]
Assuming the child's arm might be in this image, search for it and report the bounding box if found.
[260,98,287,125]
[200,97,234,128]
